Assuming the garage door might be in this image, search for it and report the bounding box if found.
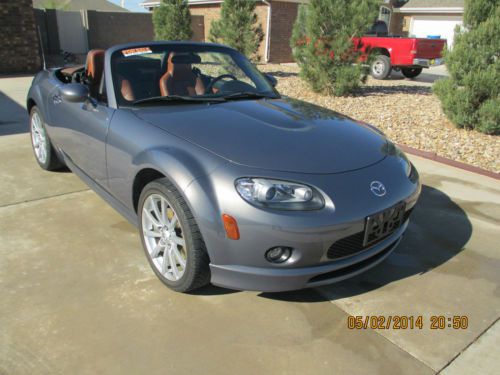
[410,16,463,48]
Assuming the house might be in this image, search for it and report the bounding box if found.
[0,0,41,74]
[32,0,129,12]
[394,0,464,47]
[141,1,420,63]
[142,0,304,63]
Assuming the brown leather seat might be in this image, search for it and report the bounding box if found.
[85,49,105,98]
[119,76,135,102]
[159,53,205,96]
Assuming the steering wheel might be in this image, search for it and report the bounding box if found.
[205,74,237,94]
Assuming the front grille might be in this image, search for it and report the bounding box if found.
[326,208,413,260]
[310,240,398,284]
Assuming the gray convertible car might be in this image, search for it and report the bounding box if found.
[27,42,421,293]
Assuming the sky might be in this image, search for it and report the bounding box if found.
[108,0,148,12]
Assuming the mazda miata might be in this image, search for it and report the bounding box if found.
[27,42,421,292]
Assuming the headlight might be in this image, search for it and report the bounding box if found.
[235,178,324,210]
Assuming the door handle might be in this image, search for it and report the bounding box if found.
[52,94,62,104]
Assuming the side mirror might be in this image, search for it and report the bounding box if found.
[264,73,278,87]
[60,83,89,103]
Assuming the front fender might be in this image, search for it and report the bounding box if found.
[129,147,227,253]
[131,146,223,194]
[27,70,60,130]
[106,108,224,211]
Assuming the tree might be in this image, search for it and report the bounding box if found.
[153,0,192,41]
[290,4,308,65]
[290,0,379,96]
[40,0,69,10]
[433,0,499,134]
[209,0,263,60]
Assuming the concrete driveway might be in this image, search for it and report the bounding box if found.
[1,76,499,375]
[387,65,449,85]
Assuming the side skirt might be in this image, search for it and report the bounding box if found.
[62,152,139,227]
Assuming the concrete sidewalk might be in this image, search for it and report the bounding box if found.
[1,76,499,375]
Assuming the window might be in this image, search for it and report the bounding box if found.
[111,44,277,105]
[379,6,392,28]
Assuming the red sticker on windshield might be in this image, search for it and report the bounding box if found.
[122,47,152,57]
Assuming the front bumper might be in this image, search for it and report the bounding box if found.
[210,222,407,292]
[184,153,421,292]
[412,58,443,68]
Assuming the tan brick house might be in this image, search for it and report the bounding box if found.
[141,0,304,63]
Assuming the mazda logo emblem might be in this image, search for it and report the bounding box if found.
[370,181,386,197]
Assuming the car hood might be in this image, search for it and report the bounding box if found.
[133,98,387,174]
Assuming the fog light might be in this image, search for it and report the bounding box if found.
[265,246,292,263]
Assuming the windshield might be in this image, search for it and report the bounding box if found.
[111,44,278,106]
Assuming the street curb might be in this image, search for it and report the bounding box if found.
[398,144,500,181]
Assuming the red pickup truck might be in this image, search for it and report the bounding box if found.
[355,35,447,79]
[295,20,447,80]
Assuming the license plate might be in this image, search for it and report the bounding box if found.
[431,58,443,66]
[363,202,406,247]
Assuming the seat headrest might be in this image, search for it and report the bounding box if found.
[167,52,195,80]
[85,49,105,82]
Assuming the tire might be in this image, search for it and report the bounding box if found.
[370,55,392,80]
[29,106,64,171]
[138,178,210,293]
[402,67,423,79]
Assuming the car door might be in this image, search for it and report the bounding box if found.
[50,76,114,186]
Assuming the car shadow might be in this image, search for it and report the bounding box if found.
[0,90,29,136]
[258,184,472,303]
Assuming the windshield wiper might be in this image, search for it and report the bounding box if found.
[132,95,225,106]
[219,92,279,100]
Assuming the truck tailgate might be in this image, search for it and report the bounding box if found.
[415,39,446,58]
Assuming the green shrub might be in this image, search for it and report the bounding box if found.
[290,0,379,96]
[209,0,263,60]
[433,0,499,135]
[477,98,500,134]
[153,0,192,41]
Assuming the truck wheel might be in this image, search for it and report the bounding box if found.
[370,55,391,80]
[402,67,423,79]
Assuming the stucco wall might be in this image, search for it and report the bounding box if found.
[86,11,155,50]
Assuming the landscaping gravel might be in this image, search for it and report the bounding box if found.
[259,64,499,174]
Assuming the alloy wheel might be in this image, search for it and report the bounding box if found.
[31,112,47,164]
[142,194,187,281]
